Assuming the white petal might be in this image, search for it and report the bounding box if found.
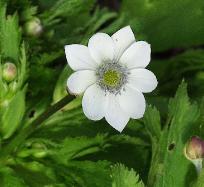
[88,33,115,64]
[119,86,146,119]
[67,70,96,95]
[111,26,135,61]
[119,41,151,69]
[82,84,107,120]
[105,94,129,132]
[129,69,158,93]
[65,44,97,71]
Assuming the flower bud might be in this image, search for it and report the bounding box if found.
[32,151,47,158]
[25,18,43,37]
[184,136,204,160]
[2,62,17,83]
[31,142,47,158]
[184,136,204,173]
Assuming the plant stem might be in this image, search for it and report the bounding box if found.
[0,94,75,160]
[192,159,203,174]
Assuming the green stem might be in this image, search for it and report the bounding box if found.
[0,94,75,160]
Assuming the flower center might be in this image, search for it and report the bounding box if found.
[96,62,129,94]
[103,70,121,87]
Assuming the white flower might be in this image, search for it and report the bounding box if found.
[65,26,157,132]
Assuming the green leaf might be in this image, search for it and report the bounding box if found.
[148,82,199,187]
[13,162,63,187]
[144,105,161,141]
[1,88,26,139]
[53,66,81,110]
[42,0,95,25]
[0,56,8,100]
[53,66,72,103]
[121,0,204,51]
[0,12,21,61]
[198,97,204,137]
[111,164,144,187]
[109,134,149,147]
[51,134,110,164]
[0,166,27,187]
[150,49,204,97]
[54,160,112,187]
[17,43,28,89]
[21,5,38,21]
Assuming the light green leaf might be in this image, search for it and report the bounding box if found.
[148,82,200,187]
[1,88,26,139]
[17,43,28,89]
[144,105,161,141]
[0,12,21,61]
[111,164,144,187]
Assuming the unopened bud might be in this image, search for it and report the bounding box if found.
[184,136,204,173]
[185,136,204,160]
[31,142,47,158]
[32,151,47,158]
[25,18,43,37]
[2,62,17,82]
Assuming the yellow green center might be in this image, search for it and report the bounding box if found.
[103,70,121,87]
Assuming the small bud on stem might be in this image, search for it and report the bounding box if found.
[25,18,43,37]
[184,136,204,174]
[2,62,17,83]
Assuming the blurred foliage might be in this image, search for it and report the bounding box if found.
[0,0,204,186]
[121,0,204,52]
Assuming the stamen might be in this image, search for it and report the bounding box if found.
[103,70,121,87]
[96,62,129,95]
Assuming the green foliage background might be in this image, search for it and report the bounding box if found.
[0,0,204,186]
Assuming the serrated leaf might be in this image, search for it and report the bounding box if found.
[21,5,38,21]
[51,134,110,164]
[109,134,149,147]
[0,12,21,61]
[12,162,62,187]
[148,82,200,187]
[42,0,95,25]
[144,105,161,141]
[111,164,144,187]
[1,88,26,139]
[54,160,112,187]
[17,43,28,89]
